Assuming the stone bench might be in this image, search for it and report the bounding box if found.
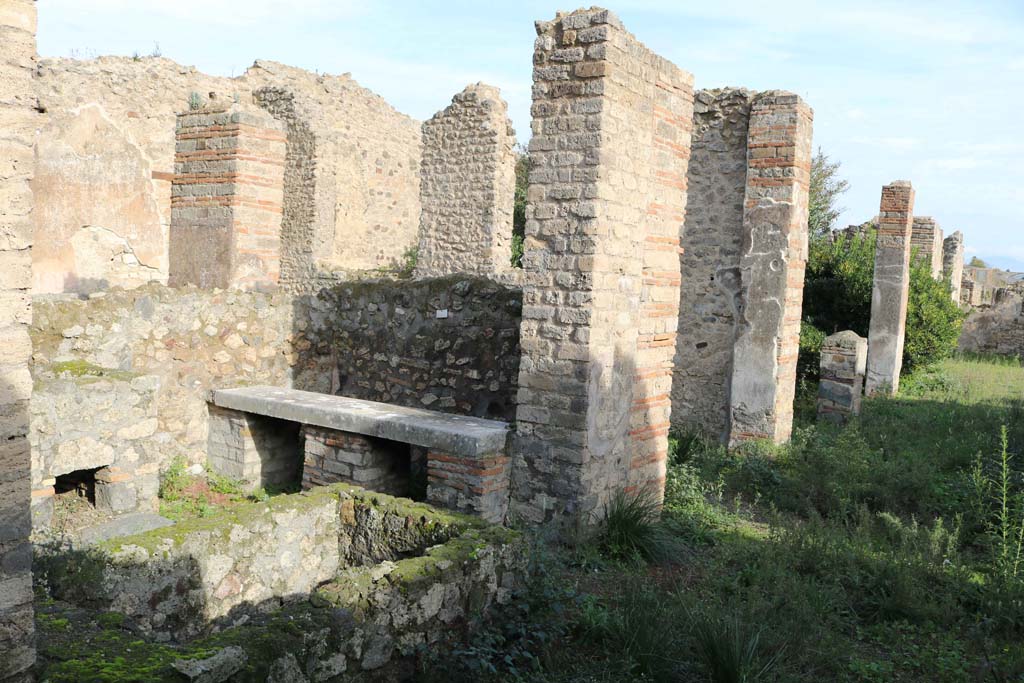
[207,386,512,523]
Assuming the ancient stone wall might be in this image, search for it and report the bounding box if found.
[910,216,943,279]
[168,105,286,289]
[33,57,237,293]
[959,293,1024,357]
[0,1,37,678]
[943,231,964,303]
[672,89,753,441]
[300,276,522,421]
[39,484,525,676]
[513,8,693,528]
[418,84,517,278]
[726,92,813,445]
[865,181,916,395]
[250,61,421,287]
[672,89,812,445]
[29,366,161,528]
[32,57,422,294]
[29,277,521,476]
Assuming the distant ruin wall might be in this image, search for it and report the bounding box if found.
[32,57,422,294]
[0,1,37,678]
[672,88,753,441]
[417,84,517,278]
[959,293,1024,358]
[29,277,521,472]
[251,61,422,286]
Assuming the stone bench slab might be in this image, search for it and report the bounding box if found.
[211,386,510,457]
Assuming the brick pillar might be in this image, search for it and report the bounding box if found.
[943,230,964,303]
[0,0,37,679]
[169,105,286,289]
[817,331,867,424]
[911,216,943,279]
[511,8,693,529]
[206,406,301,491]
[865,181,916,396]
[727,92,813,445]
[417,84,517,277]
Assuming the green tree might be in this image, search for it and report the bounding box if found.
[808,148,850,239]
[511,146,529,268]
[968,256,988,268]
[799,227,965,379]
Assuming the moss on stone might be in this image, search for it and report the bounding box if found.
[46,359,138,383]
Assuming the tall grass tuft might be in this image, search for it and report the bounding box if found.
[598,490,680,563]
[691,612,783,683]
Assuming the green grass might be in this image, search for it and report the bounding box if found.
[421,355,1024,681]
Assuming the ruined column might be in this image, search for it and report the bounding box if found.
[168,104,286,289]
[910,216,943,279]
[865,181,916,396]
[417,84,517,277]
[817,331,867,424]
[671,89,755,442]
[512,8,693,529]
[0,0,37,678]
[727,92,814,444]
[943,230,964,303]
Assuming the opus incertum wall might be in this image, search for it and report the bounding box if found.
[417,83,517,278]
[866,181,916,396]
[512,7,694,530]
[672,88,813,446]
[0,0,37,678]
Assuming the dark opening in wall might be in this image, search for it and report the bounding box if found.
[54,467,101,506]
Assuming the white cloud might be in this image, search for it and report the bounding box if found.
[40,0,362,27]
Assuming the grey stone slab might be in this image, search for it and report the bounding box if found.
[75,513,174,546]
[212,387,510,457]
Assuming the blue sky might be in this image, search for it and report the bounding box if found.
[39,0,1024,271]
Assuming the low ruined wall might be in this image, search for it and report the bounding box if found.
[298,276,522,421]
[959,294,1024,358]
[38,484,524,663]
[30,365,161,526]
[31,285,300,466]
[29,277,522,474]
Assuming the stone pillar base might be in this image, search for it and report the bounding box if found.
[207,405,302,491]
[817,331,867,425]
[301,426,409,497]
[427,450,510,524]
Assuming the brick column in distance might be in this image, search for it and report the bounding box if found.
[511,8,693,530]
[727,92,813,445]
[168,104,286,289]
[911,216,943,279]
[865,181,916,396]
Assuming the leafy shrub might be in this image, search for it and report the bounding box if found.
[801,226,964,378]
[904,254,965,370]
[797,321,826,382]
